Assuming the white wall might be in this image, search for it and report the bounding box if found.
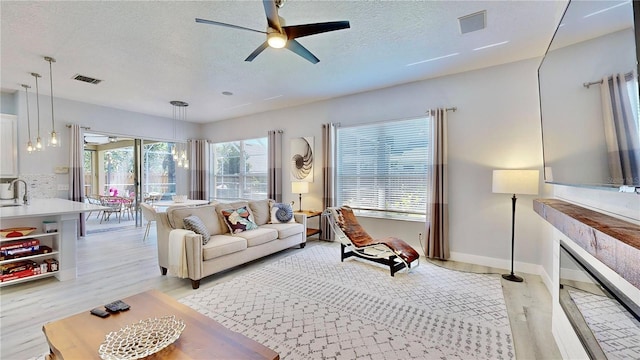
[203,58,546,271]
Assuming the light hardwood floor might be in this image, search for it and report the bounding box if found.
[0,224,561,360]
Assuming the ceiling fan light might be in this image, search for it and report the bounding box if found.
[267,32,287,48]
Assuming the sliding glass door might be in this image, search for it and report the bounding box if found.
[83,133,185,230]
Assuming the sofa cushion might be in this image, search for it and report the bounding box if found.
[249,199,271,225]
[183,215,211,245]
[234,228,278,247]
[167,205,222,235]
[221,206,259,234]
[202,235,247,261]
[215,201,249,234]
[262,223,305,239]
[270,202,295,223]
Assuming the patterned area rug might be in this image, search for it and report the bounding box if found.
[568,290,640,359]
[180,243,514,360]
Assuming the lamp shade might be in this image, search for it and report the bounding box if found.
[492,170,539,195]
[291,181,309,194]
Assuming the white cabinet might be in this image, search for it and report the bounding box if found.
[0,114,18,177]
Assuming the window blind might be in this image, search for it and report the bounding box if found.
[336,117,430,217]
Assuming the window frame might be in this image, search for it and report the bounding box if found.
[335,116,430,221]
[210,136,268,201]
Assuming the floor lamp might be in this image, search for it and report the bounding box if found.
[492,169,539,282]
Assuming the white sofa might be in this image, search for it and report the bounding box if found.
[156,199,307,289]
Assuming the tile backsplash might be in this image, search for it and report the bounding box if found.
[19,174,58,199]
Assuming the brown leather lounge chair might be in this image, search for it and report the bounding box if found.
[324,206,420,276]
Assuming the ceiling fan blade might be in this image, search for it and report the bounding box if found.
[285,39,320,64]
[262,0,282,33]
[245,42,270,62]
[195,18,266,34]
[284,21,350,39]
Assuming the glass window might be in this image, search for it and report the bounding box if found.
[83,149,95,195]
[336,117,430,220]
[103,148,134,196]
[211,137,268,200]
[142,142,176,199]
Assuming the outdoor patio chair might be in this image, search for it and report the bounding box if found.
[100,196,124,223]
[85,194,103,219]
[323,206,420,276]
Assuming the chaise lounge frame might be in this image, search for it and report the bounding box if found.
[323,206,420,276]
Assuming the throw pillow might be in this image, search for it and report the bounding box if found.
[183,215,211,245]
[221,206,259,234]
[270,202,295,223]
[249,199,271,225]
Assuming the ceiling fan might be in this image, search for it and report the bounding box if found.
[195,0,350,64]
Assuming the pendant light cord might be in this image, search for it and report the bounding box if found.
[32,73,41,138]
[22,85,31,139]
[46,57,56,133]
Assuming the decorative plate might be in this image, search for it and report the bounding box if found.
[0,227,37,238]
[98,315,185,360]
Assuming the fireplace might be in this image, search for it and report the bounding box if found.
[534,198,640,359]
[559,242,640,359]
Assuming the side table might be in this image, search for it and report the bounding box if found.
[295,210,322,238]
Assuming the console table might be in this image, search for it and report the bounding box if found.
[42,289,279,359]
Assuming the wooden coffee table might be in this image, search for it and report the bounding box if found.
[42,289,279,359]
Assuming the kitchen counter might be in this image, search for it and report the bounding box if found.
[0,198,105,220]
[0,198,107,286]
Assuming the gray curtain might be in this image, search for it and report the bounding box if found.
[188,139,210,200]
[69,124,86,237]
[425,109,449,259]
[321,123,337,241]
[601,73,640,185]
[268,130,283,202]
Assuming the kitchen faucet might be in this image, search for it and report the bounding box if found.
[8,179,30,205]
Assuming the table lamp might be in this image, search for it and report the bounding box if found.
[492,169,539,282]
[291,182,309,212]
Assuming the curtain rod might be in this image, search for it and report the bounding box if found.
[65,124,90,130]
[428,107,457,113]
[583,71,634,88]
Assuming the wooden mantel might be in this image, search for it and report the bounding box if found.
[533,198,640,289]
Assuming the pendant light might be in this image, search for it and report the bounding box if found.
[21,84,34,153]
[31,72,43,151]
[170,101,189,169]
[44,56,59,147]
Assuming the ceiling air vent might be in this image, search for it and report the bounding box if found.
[72,74,102,85]
[458,10,486,34]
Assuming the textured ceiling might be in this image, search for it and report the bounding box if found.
[1,0,568,123]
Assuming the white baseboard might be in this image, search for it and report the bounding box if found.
[449,251,543,278]
[540,267,553,295]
